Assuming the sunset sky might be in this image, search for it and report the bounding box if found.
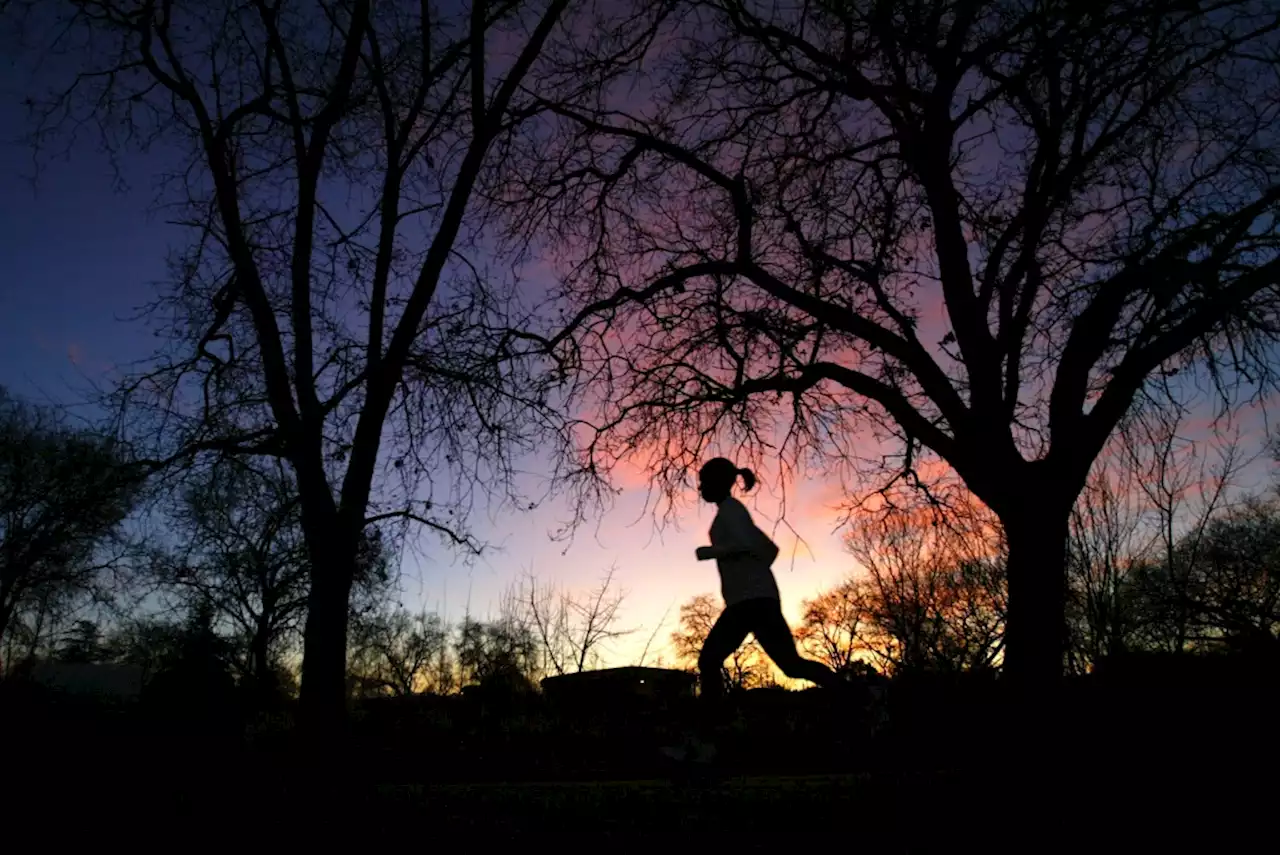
[0,62,863,667]
[3,45,1275,673]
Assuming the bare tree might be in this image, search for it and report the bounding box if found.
[0,388,141,669]
[456,605,540,689]
[1189,496,1280,648]
[1065,454,1151,671]
[670,592,774,690]
[458,618,540,687]
[517,564,631,675]
[1,588,61,674]
[347,607,452,696]
[1121,403,1259,651]
[154,459,311,692]
[10,0,576,728]
[1064,397,1258,666]
[513,0,1280,687]
[844,501,1006,674]
[1198,496,1280,645]
[796,579,875,674]
[57,619,108,664]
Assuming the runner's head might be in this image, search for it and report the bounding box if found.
[698,457,757,503]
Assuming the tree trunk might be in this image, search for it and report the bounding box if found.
[1001,506,1071,692]
[0,577,17,660]
[0,599,13,677]
[299,548,356,736]
[250,618,272,699]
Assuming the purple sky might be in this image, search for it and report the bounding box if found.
[2,52,1273,672]
[0,63,856,668]
[0,132,167,406]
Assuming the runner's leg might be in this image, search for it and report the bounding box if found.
[750,600,843,689]
[692,603,754,749]
[698,603,754,702]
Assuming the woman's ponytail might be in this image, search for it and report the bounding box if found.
[736,467,757,491]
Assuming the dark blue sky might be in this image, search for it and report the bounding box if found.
[0,58,175,408]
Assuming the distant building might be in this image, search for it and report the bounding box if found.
[540,666,696,705]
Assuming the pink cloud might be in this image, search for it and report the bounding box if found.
[67,342,84,366]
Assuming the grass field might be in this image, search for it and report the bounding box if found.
[7,677,1273,844]
[357,767,1006,838]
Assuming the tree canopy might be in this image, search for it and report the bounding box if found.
[0,388,141,661]
[510,0,1280,684]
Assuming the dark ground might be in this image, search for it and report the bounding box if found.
[5,675,1273,845]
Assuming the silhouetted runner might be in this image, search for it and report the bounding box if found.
[664,457,843,766]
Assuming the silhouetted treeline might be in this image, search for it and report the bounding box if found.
[1,384,1276,810]
[0,392,628,705]
[789,454,1280,680]
[667,419,1279,686]
[6,380,1278,710]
